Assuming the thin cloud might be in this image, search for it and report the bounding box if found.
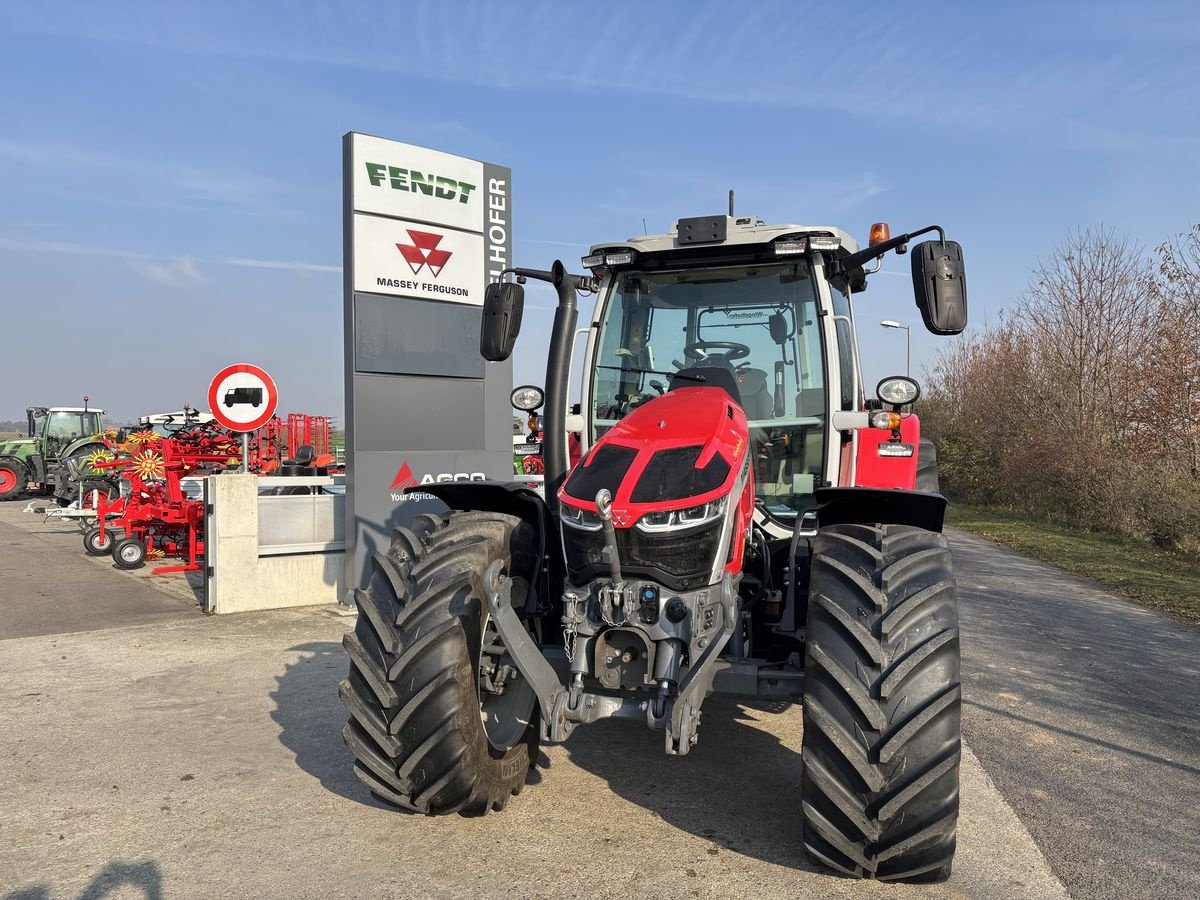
[8,3,1195,153]
[0,237,339,275]
[219,256,340,273]
[128,256,206,285]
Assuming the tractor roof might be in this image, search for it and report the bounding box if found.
[44,407,105,414]
[590,215,861,259]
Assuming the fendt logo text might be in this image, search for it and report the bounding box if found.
[395,229,452,278]
[389,461,485,502]
[364,162,476,204]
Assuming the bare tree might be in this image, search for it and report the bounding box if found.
[1013,227,1154,447]
[1144,225,1200,476]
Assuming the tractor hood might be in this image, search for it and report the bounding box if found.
[0,437,34,456]
[559,386,749,524]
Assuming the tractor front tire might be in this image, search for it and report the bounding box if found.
[340,510,540,816]
[112,537,148,570]
[801,523,960,882]
[0,460,27,501]
[83,526,114,556]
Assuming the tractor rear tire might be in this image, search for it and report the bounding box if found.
[916,439,940,493]
[0,460,26,501]
[800,523,960,882]
[339,510,540,816]
[83,526,114,556]
[112,537,148,570]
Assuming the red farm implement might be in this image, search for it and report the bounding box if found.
[85,426,239,573]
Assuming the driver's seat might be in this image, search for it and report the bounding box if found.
[735,368,773,420]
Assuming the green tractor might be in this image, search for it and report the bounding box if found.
[0,403,120,505]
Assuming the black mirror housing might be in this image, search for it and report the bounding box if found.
[480,281,525,362]
[768,312,789,345]
[911,240,967,335]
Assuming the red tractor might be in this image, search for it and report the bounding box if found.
[340,212,968,882]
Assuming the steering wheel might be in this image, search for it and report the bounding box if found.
[683,341,752,365]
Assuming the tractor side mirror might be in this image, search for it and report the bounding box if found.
[480,281,525,362]
[911,240,968,335]
[768,313,789,344]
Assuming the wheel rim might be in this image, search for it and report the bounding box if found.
[0,469,16,493]
[81,486,110,510]
[477,580,537,751]
[89,531,111,550]
[120,543,143,563]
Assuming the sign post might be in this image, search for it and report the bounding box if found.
[342,133,513,598]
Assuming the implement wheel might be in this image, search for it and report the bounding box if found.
[801,523,960,882]
[113,537,148,570]
[0,460,26,501]
[83,526,114,556]
[340,511,540,815]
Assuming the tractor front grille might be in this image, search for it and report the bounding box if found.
[562,519,723,592]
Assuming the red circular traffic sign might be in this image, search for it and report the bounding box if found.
[207,363,279,432]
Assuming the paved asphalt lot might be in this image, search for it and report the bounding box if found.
[952,531,1200,900]
[0,501,1194,897]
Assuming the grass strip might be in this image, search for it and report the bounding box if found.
[945,503,1200,625]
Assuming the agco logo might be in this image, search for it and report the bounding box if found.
[364,162,476,205]
[390,462,485,502]
[395,229,452,278]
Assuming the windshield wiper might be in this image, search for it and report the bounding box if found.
[596,365,706,383]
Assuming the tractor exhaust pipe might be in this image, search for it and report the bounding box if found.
[541,261,579,515]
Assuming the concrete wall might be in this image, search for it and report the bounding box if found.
[205,475,344,614]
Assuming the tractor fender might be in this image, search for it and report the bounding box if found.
[815,486,947,533]
[57,440,111,480]
[59,436,108,464]
[410,480,566,614]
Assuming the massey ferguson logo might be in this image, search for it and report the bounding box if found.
[389,461,486,502]
[395,229,452,278]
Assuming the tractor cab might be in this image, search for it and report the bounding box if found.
[585,233,838,535]
[30,407,105,459]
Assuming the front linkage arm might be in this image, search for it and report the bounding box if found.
[481,561,738,755]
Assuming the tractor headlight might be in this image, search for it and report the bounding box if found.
[582,249,638,269]
[636,496,727,533]
[876,376,920,407]
[511,385,545,411]
[560,502,603,531]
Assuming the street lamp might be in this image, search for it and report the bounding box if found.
[880,320,911,377]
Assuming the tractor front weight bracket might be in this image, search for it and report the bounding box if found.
[482,561,738,755]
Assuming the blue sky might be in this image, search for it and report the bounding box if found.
[2,1,1198,422]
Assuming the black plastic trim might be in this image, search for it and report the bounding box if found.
[815,487,947,533]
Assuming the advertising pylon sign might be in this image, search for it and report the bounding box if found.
[342,133,513,596]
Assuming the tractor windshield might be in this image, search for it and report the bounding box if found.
[40,412,101,456]
[589,260,827,519]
